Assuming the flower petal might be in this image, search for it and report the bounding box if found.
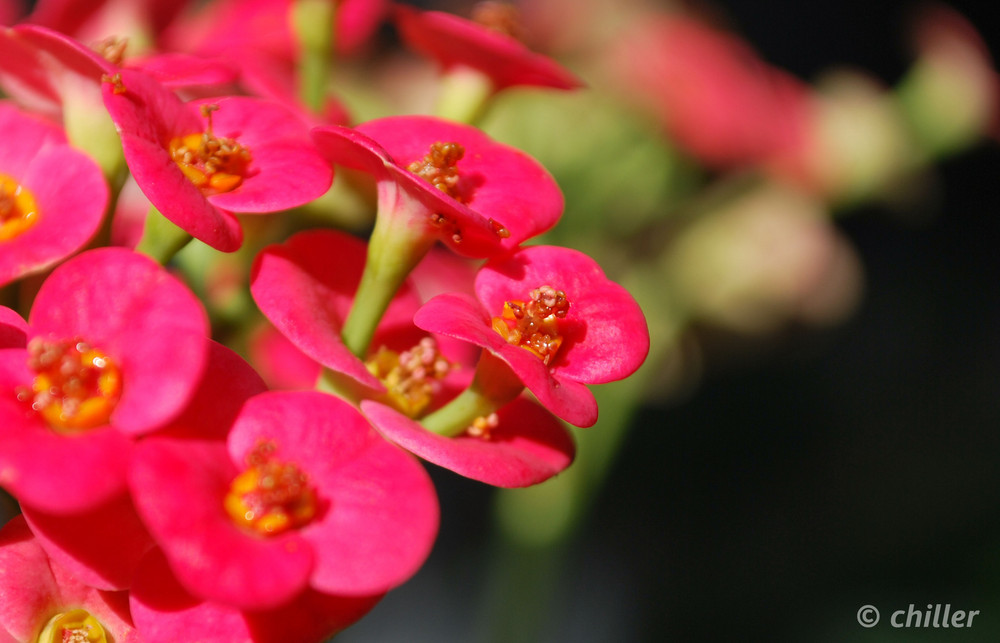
[362,396,575,487]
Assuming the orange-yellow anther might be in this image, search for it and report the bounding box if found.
[472,1,523,40]
[407,142,465,200]
[0,173,39,242]
[224,441,317,536]
[18,338,122,431]
[93,36,127,65]
[168,105,252,196]
[37,608,107,643]
[466,412,499,439]
[366,337,453,418]
[491,285,569,365]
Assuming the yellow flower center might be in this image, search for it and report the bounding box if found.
[407,141,465,200]
[0,173,40,242]
[491,285,569,365]
[17,338,122,431]
[36,608,107,643]
[224,441,318,536]
[168,105,252,195]
[365,337,453,418]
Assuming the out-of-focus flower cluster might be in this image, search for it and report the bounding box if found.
[0,0,995,640]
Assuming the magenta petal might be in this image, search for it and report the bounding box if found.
[0,306,27,349]
[475,245,650,384]
[250,229,422,391]
[393,5,583,91]
[227,391,440,596]
[0,398,132,513]
[128,52,239,90]
[22,491,153,591]
[362,397,575,487]
[165,340,268,441]
[414,293,598,427]
[29,247,210,435]
[131,548,382,643]
[129,437,315,610]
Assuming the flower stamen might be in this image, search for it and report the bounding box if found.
[407,142,465,200]
[224,440,318,536]
[465,412,499,439]
[93,36,128,65]
[0,174,39,241]
[37,608,107,643]
[366,337,453,418]
[168,104,252,195]
[17,337,122,431]
[492,285,570,365]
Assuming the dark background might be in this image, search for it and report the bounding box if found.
[342,1,1000,641]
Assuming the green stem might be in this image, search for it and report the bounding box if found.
[434,66,496,125]
[420,352,524,437]
[340,182,435,358]
[292,0,336,113]
[135,206,192,265]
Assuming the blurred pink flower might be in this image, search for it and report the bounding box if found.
[0,100,107,286]
[128,390,439,609]
[611,14,813,172]
[414,245,649,427]
[393,3,581,92]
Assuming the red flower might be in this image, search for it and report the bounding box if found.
[129,390,439,609]
[414,245,649,427]
[0,248,210,513]
[313,115,562,257]
[102,69,332,251]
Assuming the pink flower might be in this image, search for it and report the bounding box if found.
[102,69,332,251]
[0,515,141,643]
[130,548,381,643]
[611,14,812,171]
[362,395,575,488]
[0,247,209,513]
[128,390,439,610]
[16,340,266,593]
[393,3,582,92]
[0,100,107,287]
[250,228,425,392]
[314,115,562,257]
[414,245,649,427]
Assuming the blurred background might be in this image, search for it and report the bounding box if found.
[336,0,1000,641]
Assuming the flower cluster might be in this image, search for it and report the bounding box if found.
[0,1,649,641]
